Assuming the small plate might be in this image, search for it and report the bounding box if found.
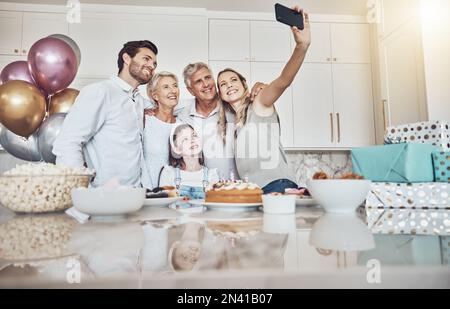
[189,199,262,212]
[143,197,183,207]
[295,196,318,207]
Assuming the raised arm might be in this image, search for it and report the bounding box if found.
[254,7,311,112]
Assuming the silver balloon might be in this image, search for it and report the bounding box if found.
[37,113,67,163]
[0,124,42,161]
[48,34,81,67]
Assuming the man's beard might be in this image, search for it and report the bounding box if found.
[129,60,152,85]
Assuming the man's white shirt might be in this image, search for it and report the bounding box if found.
[53,76,152,187]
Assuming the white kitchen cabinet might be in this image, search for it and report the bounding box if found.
[22,12,68,54]
[380,0,421,38]
[0,11,22,56]
[251,62,294,148]
[293,63,334,148]
[0,11,67,57]
[297,23,371,64]
[293,63,374,148]
[209,19,291,63]
[331,23,371,64]
[209,19,250,61]
[377,18,427,128]
[250,20,291,62]
[0,55,27,73]
[208,60,251,84]
[332,64,375,147]
[302,22,331,63]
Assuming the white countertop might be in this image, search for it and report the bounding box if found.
[0,205,449,289]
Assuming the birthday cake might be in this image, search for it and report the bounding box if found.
[205,180,263,204]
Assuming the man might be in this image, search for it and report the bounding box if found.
[53,40,157,187]
[176,62,264,180]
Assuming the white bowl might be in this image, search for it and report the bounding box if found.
[306,179,371,214]
[262,194,296,214]
[309,213,375,252]
[71,187,145,216]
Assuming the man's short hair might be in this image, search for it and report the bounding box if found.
[117,40,158,74]
[182,62,212,88]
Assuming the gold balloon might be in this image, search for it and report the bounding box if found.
[0,80,46,138]
[48,88,79,116]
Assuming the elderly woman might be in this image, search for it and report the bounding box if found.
[142,71,180,189]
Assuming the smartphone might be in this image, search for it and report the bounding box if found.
[275,3,304,30]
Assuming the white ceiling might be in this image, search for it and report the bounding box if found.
[0,0,369,15]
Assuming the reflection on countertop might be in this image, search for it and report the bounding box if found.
[0,205,449,288]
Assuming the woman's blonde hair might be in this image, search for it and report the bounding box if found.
[146,71,178,104]
[217,68,252,144]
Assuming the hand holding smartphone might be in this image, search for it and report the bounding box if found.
[275,3,304,30]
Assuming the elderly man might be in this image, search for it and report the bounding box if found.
[53,40,158,187]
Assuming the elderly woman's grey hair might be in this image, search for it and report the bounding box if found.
[146,71,179,101]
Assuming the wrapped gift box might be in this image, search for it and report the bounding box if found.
[432,151,450,182]
[365,182,450,209]
[385,120,450,151]
[442,237,450,265]
[366,208,450,236]
[352,144,438,183]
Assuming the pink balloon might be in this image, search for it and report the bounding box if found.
[0,61,37,86]
[28,37,78,95]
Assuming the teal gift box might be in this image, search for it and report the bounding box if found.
[351,143,439,183]
[432,151,450,182]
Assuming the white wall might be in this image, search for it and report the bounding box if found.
[420,0,450,120]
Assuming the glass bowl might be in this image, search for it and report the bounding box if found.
[0,174,92,213]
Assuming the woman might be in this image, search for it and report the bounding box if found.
[143,71,180,189]
[217,7,311,194]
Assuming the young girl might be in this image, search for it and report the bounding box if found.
[168,222,205,272]
[216,6,311,194]
[158,123,219,206]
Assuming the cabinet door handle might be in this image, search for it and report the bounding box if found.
[330,113,334,143]
[22,49,27,54]
[14,49,19,53]
[327,57,331,62]
[382,99,388,131]
[336,113,341,143]
[333,58,337,62]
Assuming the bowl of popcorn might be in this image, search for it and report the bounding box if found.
[0,163,94,213]
[306,172,372,214]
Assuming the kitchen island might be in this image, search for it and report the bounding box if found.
[0,204,449,289]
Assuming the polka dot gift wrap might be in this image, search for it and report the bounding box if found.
[433,151,450,183]
[385,120,450,151]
